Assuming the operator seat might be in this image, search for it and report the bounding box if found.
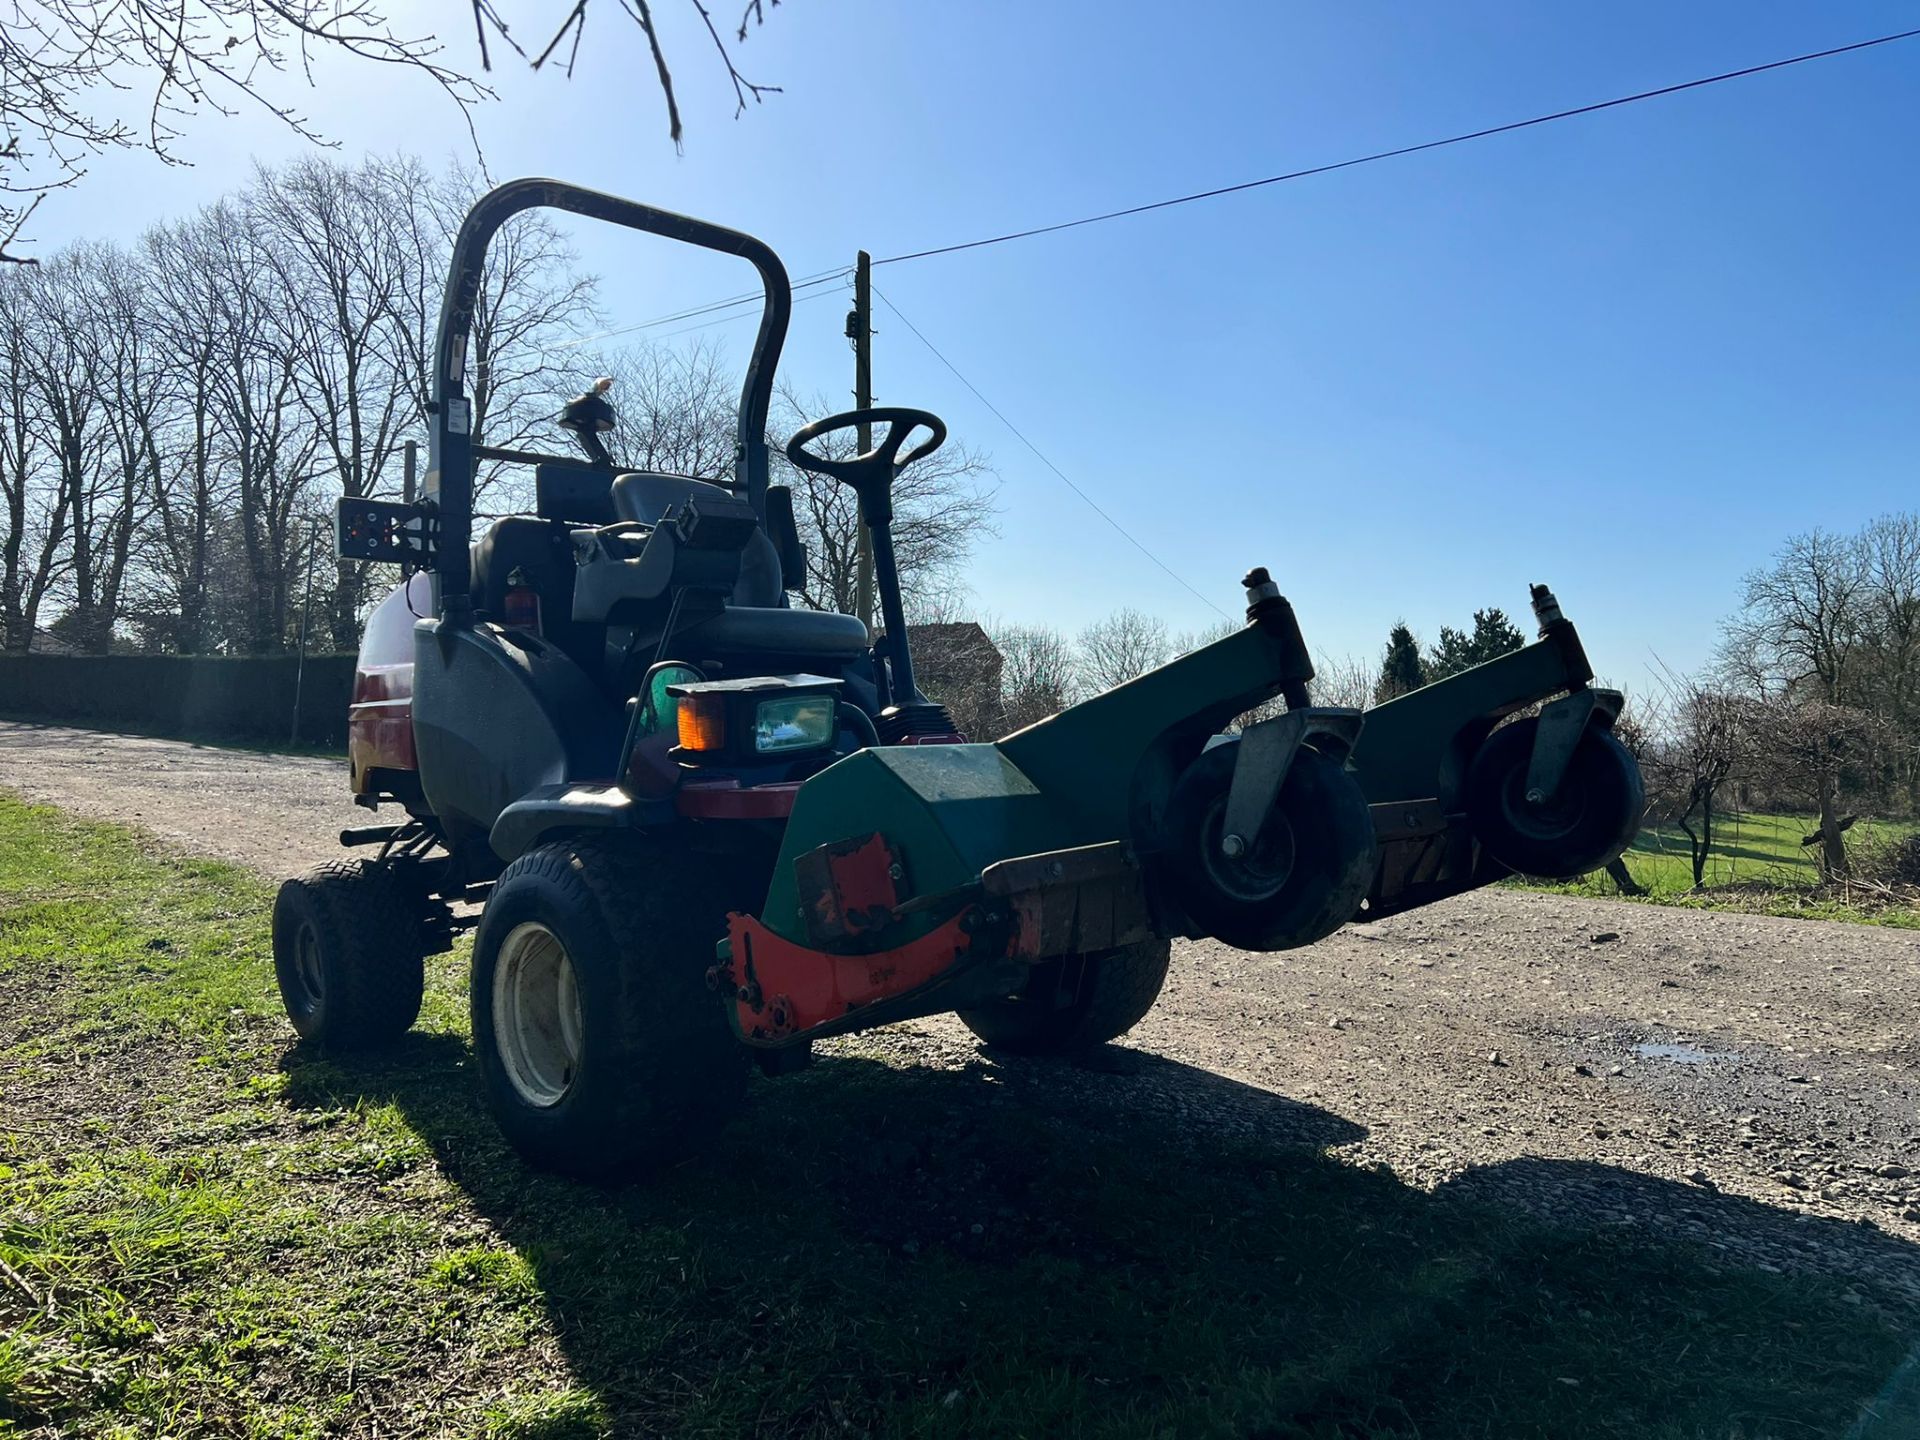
[608,472,870,658]
[611,472,784,607]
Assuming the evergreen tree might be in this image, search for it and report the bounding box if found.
[1374,622,1427,702]
[1425,608,1527,681]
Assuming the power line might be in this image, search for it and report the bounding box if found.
[645,283,841,342]
[581,29,1919,351]
[871,27,1920,267]
[558,266,851,350]
[871,284,1232,622]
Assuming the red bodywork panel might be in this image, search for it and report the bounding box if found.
[718,835,1156,1045]
[348,574,428,793]
[674,779,802,820]
[724,907,984,1043]
[792,832,902,946]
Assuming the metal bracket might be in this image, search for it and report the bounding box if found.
[1220,707,1364,858]
[795,831,905,950]
[1523,688,1622,803]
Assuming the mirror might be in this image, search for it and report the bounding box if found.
[638,661,703,738]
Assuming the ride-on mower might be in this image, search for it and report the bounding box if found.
[274,179,1643,1179]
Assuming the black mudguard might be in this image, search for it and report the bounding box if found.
[411,619,623,847]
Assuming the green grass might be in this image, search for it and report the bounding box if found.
[3,794,1918,1437]
[1525,809,1920,928]
[1619,811,1911,891]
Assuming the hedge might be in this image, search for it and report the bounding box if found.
[0,653,357,748]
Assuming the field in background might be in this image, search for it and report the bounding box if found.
[1532,810,1920,928]
[1620,811,1913,890]
[3,793,1916,1437]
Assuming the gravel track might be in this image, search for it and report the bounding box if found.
[5,718,1919,1298]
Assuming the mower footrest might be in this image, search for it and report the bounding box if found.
[982,841,1156,958]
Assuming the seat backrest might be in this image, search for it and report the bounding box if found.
[611,471,785,609]
[535,462,617,525]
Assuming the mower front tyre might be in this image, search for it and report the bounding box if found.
[1466,717,1645,879]
[272,859,426,1050]
[957,940,1172,1055]
[469,836,750,1181]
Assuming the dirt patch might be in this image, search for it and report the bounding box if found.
[0,720,360,876]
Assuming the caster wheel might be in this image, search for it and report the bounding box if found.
[1466,717,1645,879]
[1161,742,1377,952]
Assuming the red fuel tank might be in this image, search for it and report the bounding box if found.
[347,572,431,794]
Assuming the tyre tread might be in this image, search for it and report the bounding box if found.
[274,858,425,1049]
[958,940,1171,1054]
[470,836,751,1179]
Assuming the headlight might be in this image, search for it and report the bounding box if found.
[753,695,836,754]
[667,674,843,762]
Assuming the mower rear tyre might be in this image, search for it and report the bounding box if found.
[1465,718,1644,879]
[469,836,751,1181]
[272,859,426,1050]
[957,940,1171,1055]
[1161,742,1376,952]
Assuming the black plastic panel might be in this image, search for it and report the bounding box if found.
[410,620,624,845]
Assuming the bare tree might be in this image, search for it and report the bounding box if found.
[1641,666,1746,889]
[134,214,237,651]
[1723,528,1866,705]
[992,622,1077,734]
[0,268,70,649]
[1078,607,1170,693]
[1310,650,1379,712]
[0,149,609,654]
[464,211,600,500]
[12,251,112,647]
[1857,513,1920,801]
[598,337,738,481]
[194,198,322,651]
[366,157,597,518]
[249,157,414,645]
[84,242,173,652]
[1744,692,1890,881]
[0,1,483,262]
[2,0,785,262]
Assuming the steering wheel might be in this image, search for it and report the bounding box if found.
[784,408,947,521]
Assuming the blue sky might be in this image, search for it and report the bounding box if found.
[36,2,1920,687]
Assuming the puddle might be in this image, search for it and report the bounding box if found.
[1634,1042,1733,1066]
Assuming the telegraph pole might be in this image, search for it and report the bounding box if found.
[849,250,876,632]
[290,518,322,747]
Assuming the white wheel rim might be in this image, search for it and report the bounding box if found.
[493,921,584,1108]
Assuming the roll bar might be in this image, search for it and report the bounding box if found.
[427,179,792,620]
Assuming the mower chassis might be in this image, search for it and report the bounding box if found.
[1352,595,1620,920]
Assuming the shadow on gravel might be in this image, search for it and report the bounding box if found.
[283,1036,1920,1438]
[1445,1157,1920,1304]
